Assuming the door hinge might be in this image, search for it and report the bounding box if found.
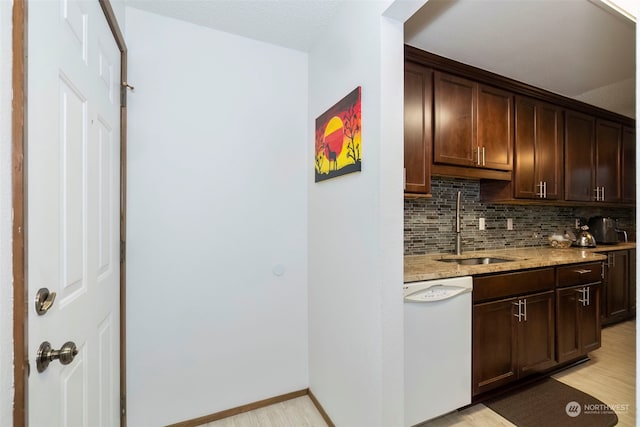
[121,395,126,417]
[120,240,126,263]
[120,84,126,107]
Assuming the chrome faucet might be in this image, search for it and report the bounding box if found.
[455,191,462,255]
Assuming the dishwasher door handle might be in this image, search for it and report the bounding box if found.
[404,285,472,302]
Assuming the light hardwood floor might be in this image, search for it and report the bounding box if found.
[200,320,635,427]
[201,396,328,427]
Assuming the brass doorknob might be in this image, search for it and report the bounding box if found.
[36,341,79,373]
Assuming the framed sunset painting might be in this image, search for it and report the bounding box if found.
[315,86,362,182]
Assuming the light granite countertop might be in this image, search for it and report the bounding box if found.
[404,242,636,283]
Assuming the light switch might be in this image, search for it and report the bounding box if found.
[507,218,513,230]
[479,218,485,230]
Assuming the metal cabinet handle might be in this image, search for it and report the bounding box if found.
[482,147,486,166]
[36,341,79,373]
[543,181,547,199]
[513,300,522,321]
[403,168,406,190]
[35,288,56,315]
[537,181,544,198]
[522,298,527,321]
[593,186,606,201]
[573,269,592,274]
[576,288,588,306]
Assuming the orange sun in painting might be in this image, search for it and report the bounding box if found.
[323,116,344,166]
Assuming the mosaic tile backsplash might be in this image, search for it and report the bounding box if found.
[405,177,636,255]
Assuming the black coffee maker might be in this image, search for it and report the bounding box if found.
[588,216,628,244]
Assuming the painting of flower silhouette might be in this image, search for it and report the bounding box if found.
[315,87,362,182]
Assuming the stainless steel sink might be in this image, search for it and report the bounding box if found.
[437,257,513,265]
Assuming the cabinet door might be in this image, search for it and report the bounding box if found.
[581,283,601,354]
[514,97,563,199]
[473,298,517,396]
[434,71,476,167]
[513,97,537,198]
[565,110,595,201]
[518,291,556,376]
[536,102,564,200]
[605,251,629,320]
[595,120,622,203]
[630,249,636,315]
[477,85,512,171]
[404,63,432,194]
[556,286,582,363]
[622,126,636,203]
[556,284,601,363]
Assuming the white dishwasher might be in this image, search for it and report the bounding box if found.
[403,276,472,427]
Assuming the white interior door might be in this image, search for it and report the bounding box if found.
[28,0,121,425]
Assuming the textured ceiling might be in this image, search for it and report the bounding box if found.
[126,0,636,118]
[126,0,343,52]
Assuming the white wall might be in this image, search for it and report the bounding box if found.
[307,2,405,426]
[125,8,308,426]
[0,1,13,426]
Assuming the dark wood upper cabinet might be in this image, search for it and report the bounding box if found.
[622,126,636,203]
[564,110,595,202]
[433,71,476,167]
[433,71,513,172]
[595,120,622,203]
[405,47,635,204]
[565,113,625,203]
[477,84,513,171]
[404,63,433,194]
[513,97,563,200]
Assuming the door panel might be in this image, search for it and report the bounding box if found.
[434,71,476,167]
[606,251,629,319]
[404,63,432,194]
[536,102,563,199]
[622,127,636,203]
[28,1,121,425]
[555,287,581,363]
[477,84,512,170]
[595,120,622,203]
[518,291,556,375]
[473,298,517,395]
[582,284,602,354]
[564,110,595,201]
[514,97,536,198]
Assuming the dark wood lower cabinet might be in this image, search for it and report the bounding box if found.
[518,292,556,375]
[473,263,607,399]
[630,249,636,316]
[600,250,633,325]
[473,298,517,396]
[473,290,555,396]
[556,283,601,364]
